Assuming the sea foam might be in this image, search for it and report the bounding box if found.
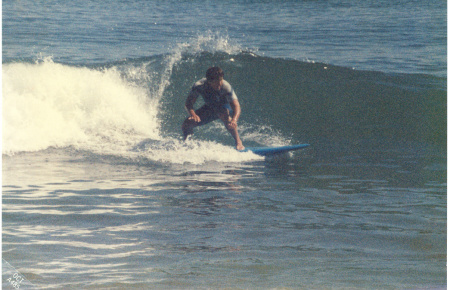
[3,59,160,155]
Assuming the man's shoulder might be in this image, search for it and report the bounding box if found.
[221,80,238,101]
[221,80,232,92]
[193,78,207,88]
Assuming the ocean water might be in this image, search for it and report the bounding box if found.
[2,0,446,289]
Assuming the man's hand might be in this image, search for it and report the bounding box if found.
[226,119,238,130]
[188,112,201,123]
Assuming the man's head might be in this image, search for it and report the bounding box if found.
[206,67,224,91]
[206,67,224,81]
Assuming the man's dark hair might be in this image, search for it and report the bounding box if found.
[206,67,224,81]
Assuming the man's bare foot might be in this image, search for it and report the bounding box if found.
[236,143,245,151]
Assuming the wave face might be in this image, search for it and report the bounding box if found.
[164,52,446,146]
[3,38,446,163]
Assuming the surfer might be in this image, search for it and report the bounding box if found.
[182,67,245,150]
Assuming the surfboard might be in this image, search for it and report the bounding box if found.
[240,144,310,156]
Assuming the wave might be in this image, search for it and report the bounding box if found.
[3,35,446,163]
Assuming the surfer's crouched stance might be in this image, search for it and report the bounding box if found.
[182,67,245,150]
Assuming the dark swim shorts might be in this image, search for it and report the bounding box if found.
[195,103,233,126]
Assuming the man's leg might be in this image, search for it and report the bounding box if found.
[181,105,216,140]
[182,117,196,140]
[217,107,245,150]
[226,122,245,150]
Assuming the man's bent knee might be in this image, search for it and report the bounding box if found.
[182,118,197,138]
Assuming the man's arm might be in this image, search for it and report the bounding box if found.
[185,92,201,122]
[228,99,241,128]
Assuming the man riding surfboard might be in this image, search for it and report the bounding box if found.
[182,67,245,150]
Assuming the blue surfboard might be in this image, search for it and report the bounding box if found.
[240,144,310,156]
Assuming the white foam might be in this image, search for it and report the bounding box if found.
[131,138,262,165]
[3,59,160,155]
